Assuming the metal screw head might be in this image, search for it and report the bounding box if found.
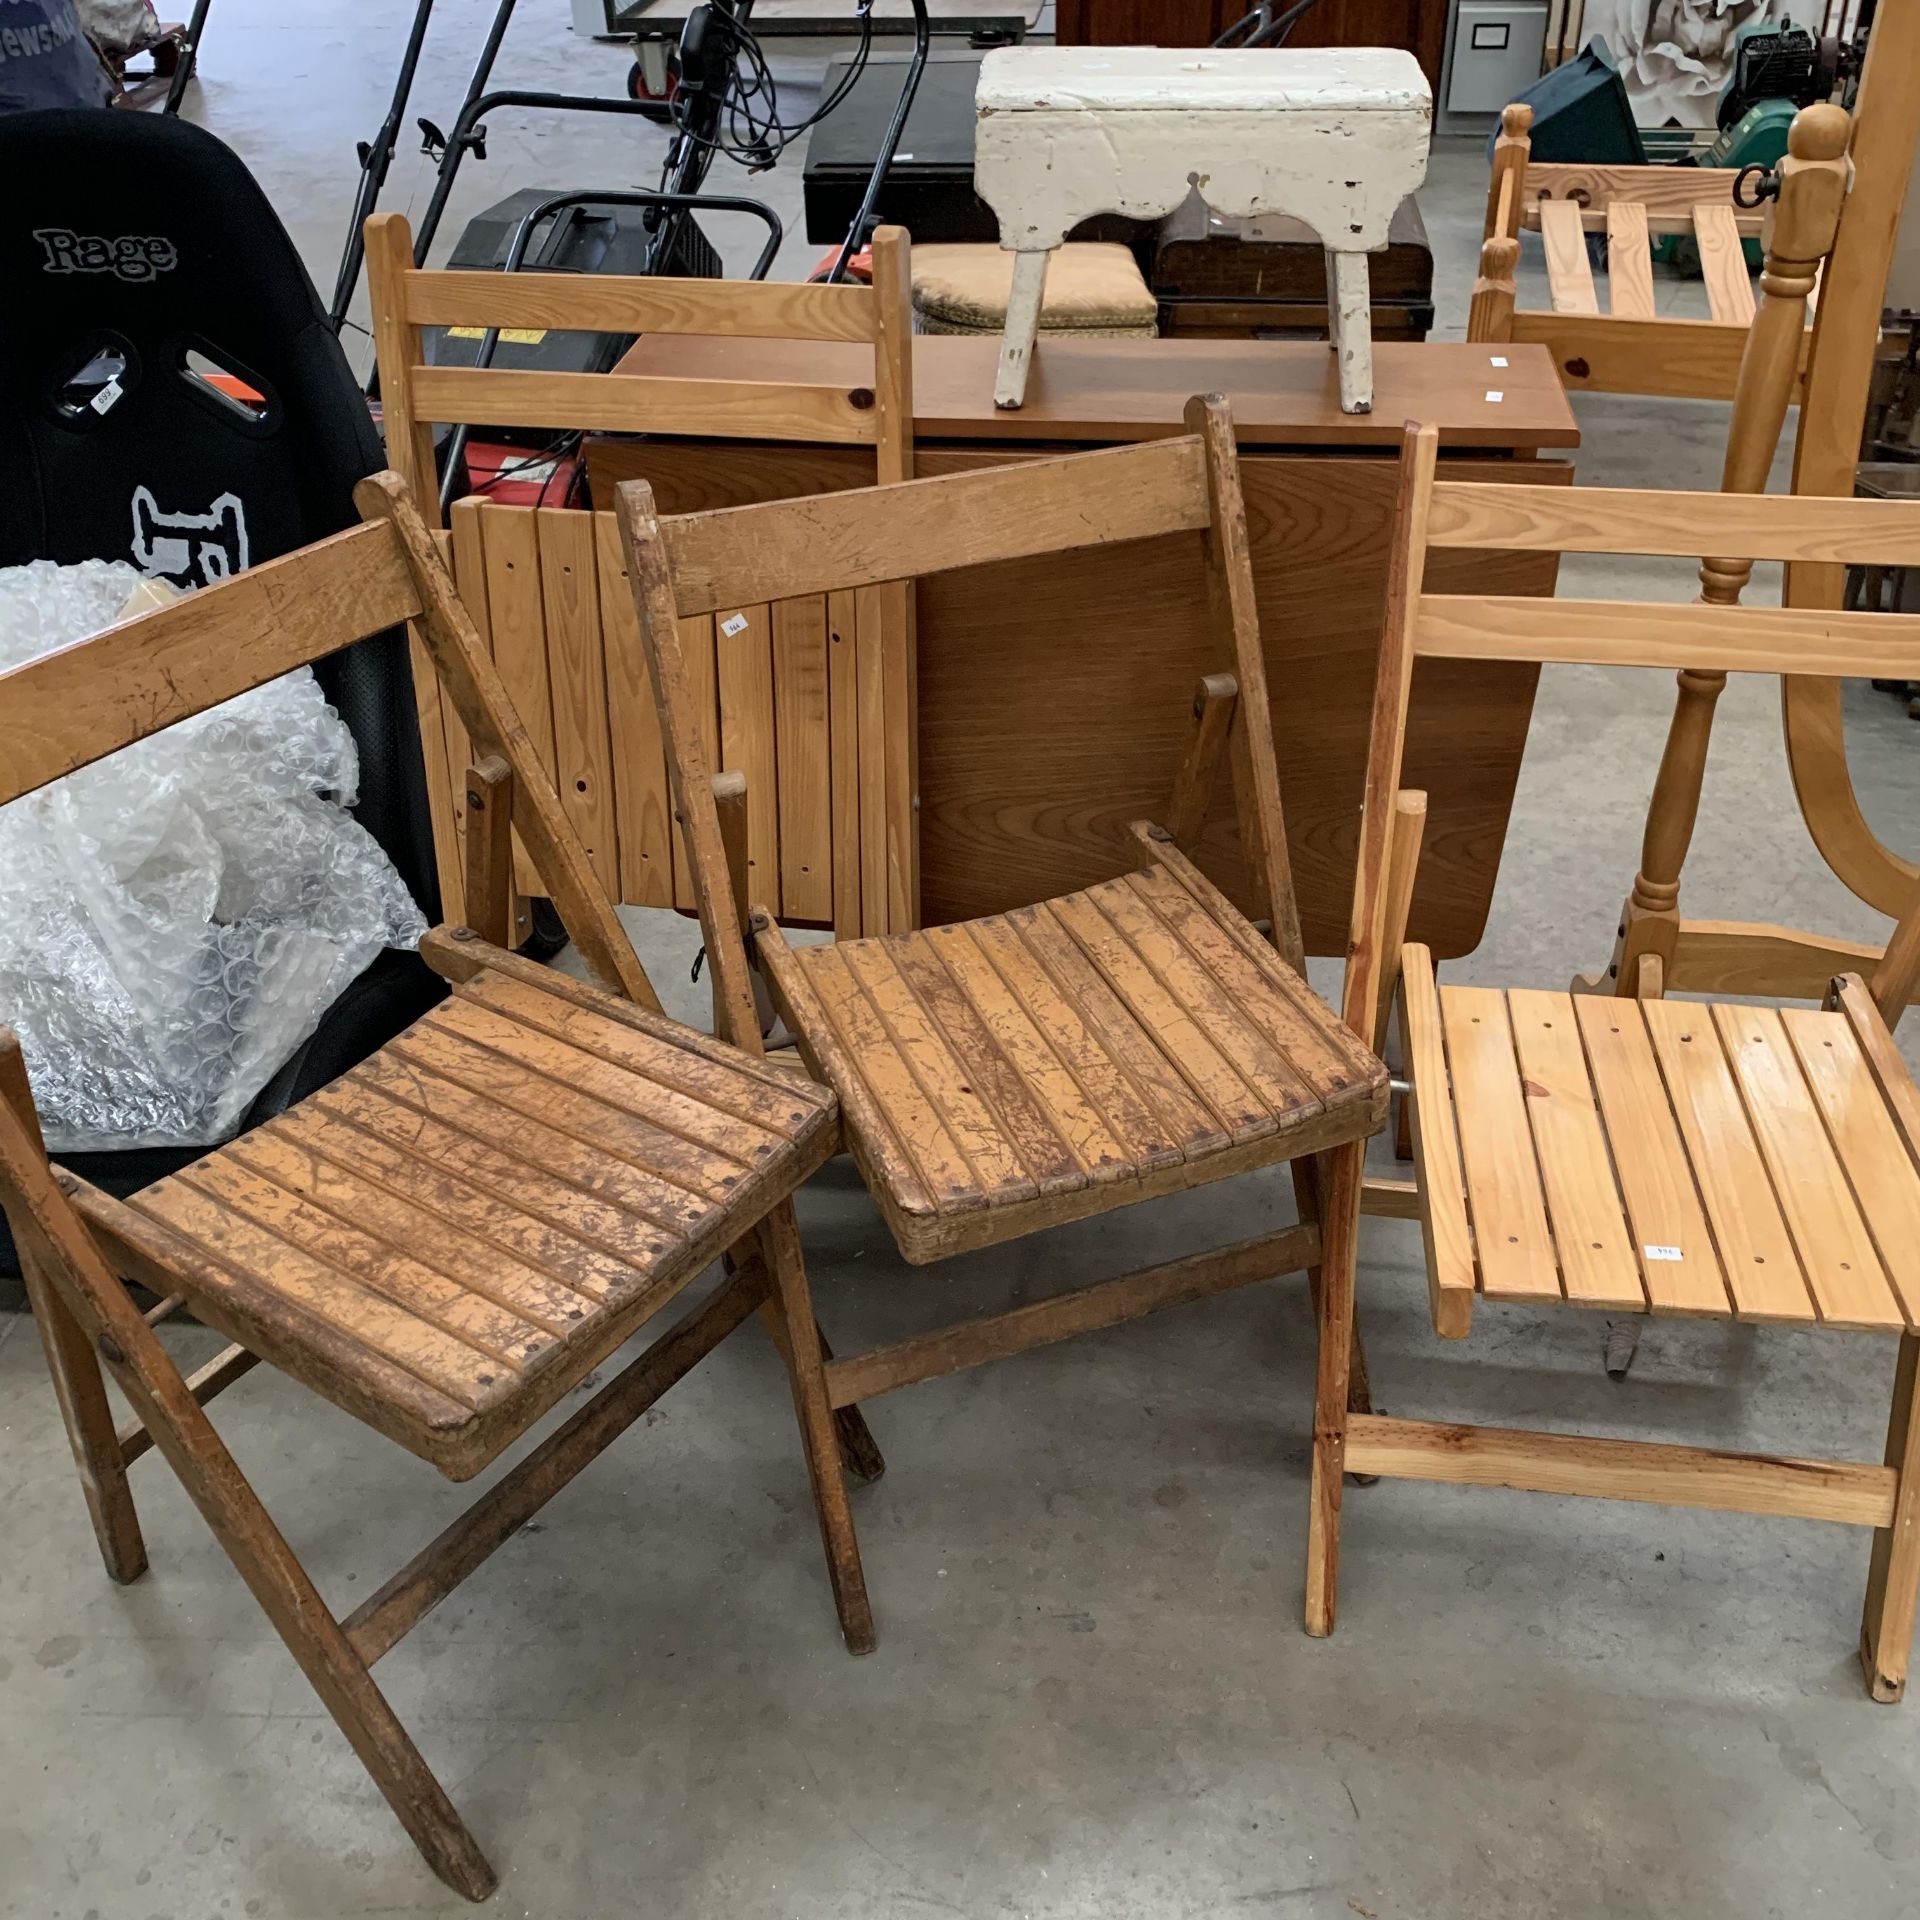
[97,1333,126,1366]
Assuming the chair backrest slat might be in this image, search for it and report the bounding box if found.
[1414,592,1920,680]
[397,267,881,343]
[1425,480,1920,567]
[661,437,1211,617]
[406,366,879,445]
[0,521,419,808]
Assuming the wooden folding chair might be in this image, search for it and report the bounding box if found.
[363,211,919,934]
[0,472,880,1897]
[1318,418,1920,1699]
[1470,101,1849,402]
[615,393,1390,1637]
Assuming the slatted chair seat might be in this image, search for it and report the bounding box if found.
[765,847,1386,1263]
[73,969,837,1478]
[1400,964,1920,1338]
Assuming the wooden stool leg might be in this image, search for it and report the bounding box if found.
[994,248,1052,411]
[1862,1331,1920,1702]
[1326,249,1374,415]
[756,1199,876,1654]
[1305,1139,1366,1637]
[20,1255,146,1584]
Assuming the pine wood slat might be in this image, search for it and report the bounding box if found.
[958,914,1188,1175]
[534,509,619,894]
[130,1179,500,1408]
[385,1023,752,1206]
[263,1102,643,1304]
[595,512,675,908]
[919,922,1136,1182]
[1079,876,1319,1124]
[326,1057,709,1241]
[1605,201,1657,320]
[1781,1008,1920,1329]
[427,991,787,1165]
[773,597,834,923]
[457,974,819,1138]
[1048,891,1274,1142]
[886,936,1087,1197]
[444,502,490,846]
[172,1157,557,1368]
[715,602,780,912]
[1127,854,1377,1103]
[827,588,863,938]
[1572,998,1730,1314]
[764,936,956,1220]
[672,613,720,912]
[1694,202,1757,326]
[853,584,891,931]
[480,508,555,773]
[1505,989,1645,1310]
[1439,987,1559,1302]
[1639,998,1815,1323]
[837,937,1039,1205]
[223,1131,603,1333]
[1009,901,1230,1158]
[1711,1004,1905,1329]
[1539,198,1600,315]
[1396,947,1476,1334]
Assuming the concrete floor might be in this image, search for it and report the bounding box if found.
[6,6,1920,1915]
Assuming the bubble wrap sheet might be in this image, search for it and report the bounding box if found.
[0,559,427,1152]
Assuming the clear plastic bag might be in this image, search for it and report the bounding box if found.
[0,559,427,1152]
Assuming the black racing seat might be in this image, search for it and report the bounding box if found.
[0,109,443,1266]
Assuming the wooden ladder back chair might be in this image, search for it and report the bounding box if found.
[0,473,883,1898]
[363,210,918,934]
[1322,417,1920,1699]
[617,394,1390,1633]
[1471,100,1849,402]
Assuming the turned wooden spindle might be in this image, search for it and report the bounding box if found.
[1468,234,1520,345]
[1591,102,1853,996]
[1484,102,1533,244]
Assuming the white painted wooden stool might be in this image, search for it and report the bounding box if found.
[973,46,1432,412]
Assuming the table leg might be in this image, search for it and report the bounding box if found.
[994,249,1053,411]
[1326,250,1374,415]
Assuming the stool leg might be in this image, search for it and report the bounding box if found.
[1326,250,1374,415]
[994,249,1052,410]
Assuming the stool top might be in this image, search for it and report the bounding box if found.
[976,45,1430,116]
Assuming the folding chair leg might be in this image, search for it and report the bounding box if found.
[21,1255,147,1584]
[1863,1332,1920,1702]
[1304,1139,1366,1638]
[1292,1158,1373,1419]
[751,1284,886,1485]
[756,1199,876,1654]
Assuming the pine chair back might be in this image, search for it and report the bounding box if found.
[616,394,1306,1051]
[1347,421,1920,1047]
[365,212,916,528]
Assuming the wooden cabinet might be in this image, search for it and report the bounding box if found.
[1053,0,1449,88]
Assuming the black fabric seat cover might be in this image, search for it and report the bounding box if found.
[0,110,444,1266]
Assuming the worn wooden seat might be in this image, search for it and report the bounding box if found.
[1310,418,1920,1703]
[615,393,1388,1618]
[0,474,877,1901]
[767,846,1384,1263]
[74,963,836,1478]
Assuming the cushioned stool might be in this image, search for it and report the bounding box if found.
[911,241,1159,340]
[974,45,1432,412]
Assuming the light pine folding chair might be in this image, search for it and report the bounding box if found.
[615,394,1390,1642]
[1319,420,1920,1698]
[0,473,881,1897]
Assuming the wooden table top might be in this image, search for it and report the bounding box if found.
[610,333,1580,448]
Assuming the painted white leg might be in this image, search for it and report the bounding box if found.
[1326,249,1375,415]
[994,248,1053,410]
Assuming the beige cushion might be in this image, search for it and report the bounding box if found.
[911,242,1158,335]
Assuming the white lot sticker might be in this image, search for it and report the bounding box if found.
[91,376,123,414]
[720,612,750,637]
[1490,355,1509,368]
[1644,1245,1683,1262]
[1485,389,1504,403]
